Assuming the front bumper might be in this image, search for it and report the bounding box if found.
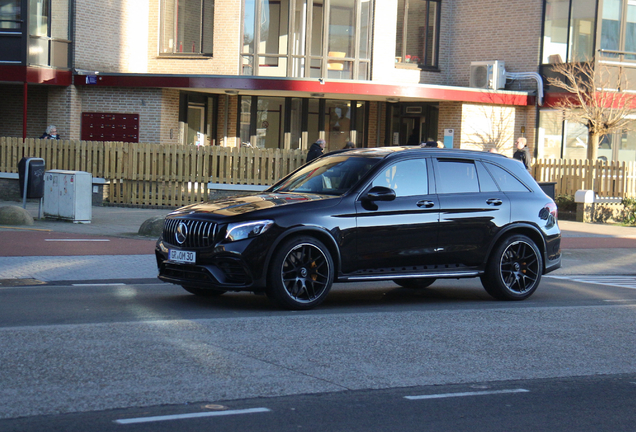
[155,237,269,291]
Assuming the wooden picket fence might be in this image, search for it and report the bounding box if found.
[0,138,306,207]
[3,138,635,206]
[533,158,636,198]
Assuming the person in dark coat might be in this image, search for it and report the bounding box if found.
[421,138,437,148]
[512,137,530,170]
[40,125,60,140]
[306,138,326,162]
[343,141,355,149]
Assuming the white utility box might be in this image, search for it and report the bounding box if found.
[43,170,92,223]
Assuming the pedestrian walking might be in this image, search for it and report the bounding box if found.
[307,138,326,162]
[512,137,530,170]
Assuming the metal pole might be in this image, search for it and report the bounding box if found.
[23,82,28,142]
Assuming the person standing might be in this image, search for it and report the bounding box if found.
[307,138,326,162]
[343,141,355,149]
[40,125,60,140]
[512,137,530,170]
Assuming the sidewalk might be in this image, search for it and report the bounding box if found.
[1,200,635,283]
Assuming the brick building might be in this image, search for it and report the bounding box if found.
[3,0,624,161]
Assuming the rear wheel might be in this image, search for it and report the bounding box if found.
[267,236,334,310]
[181,285,227,297]
[481,234,542,300]
[393,278,436,289]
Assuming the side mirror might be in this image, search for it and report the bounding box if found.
[364,186,396,202]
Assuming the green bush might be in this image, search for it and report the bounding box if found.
[621,197,636,226]
[555,194,576,212]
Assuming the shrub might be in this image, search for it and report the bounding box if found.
[555,194,576,212]
[621,197,636,226]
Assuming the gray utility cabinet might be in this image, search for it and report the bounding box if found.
[43,170,92,223]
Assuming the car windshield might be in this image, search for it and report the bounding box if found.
[270,155,381,196]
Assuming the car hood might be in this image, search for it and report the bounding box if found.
[168,192,337,218]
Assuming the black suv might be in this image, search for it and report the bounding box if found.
[156,147,561,309]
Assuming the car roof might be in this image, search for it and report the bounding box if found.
[328,146,510,161]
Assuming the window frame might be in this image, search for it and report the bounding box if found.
[242,0,374,80]
[159,0,214,57]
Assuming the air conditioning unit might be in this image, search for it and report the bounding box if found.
[469,60,506,89]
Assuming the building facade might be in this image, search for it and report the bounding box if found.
[2,0,561,159]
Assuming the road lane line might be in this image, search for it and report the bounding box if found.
[45,239,110,242]
[405,389,529,400]
[114,407,271,425]
[72,283,126,286]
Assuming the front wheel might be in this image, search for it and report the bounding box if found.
[267,236,334,310]
[393,278,436,289]
[481,234,542,300]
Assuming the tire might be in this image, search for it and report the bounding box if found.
[393,278,436,289]
[181,285,227,297]
[481,234,542,300]
[267,236,334,310]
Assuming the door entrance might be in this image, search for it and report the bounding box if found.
[388,103,439,146]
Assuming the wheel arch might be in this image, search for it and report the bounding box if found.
[486,224,548,270]
[263,226,342,278]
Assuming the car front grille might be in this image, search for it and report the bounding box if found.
[163,218,218,248]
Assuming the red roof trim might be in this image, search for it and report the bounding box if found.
[75,74,534,106]
[0,65,72,85]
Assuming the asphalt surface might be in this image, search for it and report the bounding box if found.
[1,199,636,283]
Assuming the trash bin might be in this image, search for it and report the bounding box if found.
[18,157,46,199]
[538,182,556,200]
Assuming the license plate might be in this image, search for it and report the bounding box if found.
[169,249,196,264]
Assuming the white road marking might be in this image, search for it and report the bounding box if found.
[405,389,529,400]
[114,407,271,424]
[548,275,636,290]
[72,283,126,287]
[45,239,110,242]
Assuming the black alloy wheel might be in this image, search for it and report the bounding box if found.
[481,234,542,300]
[393,278,436,289]
[181,285,227,297]
[267,236,334,310]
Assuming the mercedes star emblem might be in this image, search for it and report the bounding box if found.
[175,221,188,245]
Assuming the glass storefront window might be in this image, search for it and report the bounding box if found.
[307,99,320,145]
[563,120,589,159]
[240,97,252,146]
[326,100,352,152]
[619,121,636,161]
[290,98,303,149]
[256,97,286,149]
[538,110,563,159]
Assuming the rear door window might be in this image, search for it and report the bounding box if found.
[436,160,479,194]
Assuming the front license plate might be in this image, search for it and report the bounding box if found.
[169,249,196,264]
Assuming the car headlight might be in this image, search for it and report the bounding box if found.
[225,220,274,242]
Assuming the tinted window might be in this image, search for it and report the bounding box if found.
[476,162,499,192]
[484,163,530,192]
[371,159,428,197]
[437,160,479,193]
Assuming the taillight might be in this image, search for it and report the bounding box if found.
[546,202,558,220]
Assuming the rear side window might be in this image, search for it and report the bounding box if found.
[436,160,479,194]
[484,162,530,192]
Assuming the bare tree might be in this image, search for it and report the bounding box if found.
[547,61,635,160]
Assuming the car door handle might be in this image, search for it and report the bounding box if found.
[416,200,435,208]
[486,198,503,206]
